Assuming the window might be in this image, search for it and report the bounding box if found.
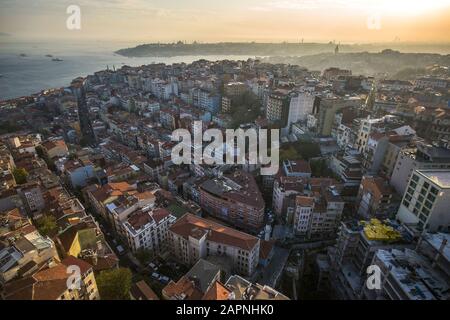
[430,187,438,195]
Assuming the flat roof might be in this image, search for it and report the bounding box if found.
[417,170,450,189]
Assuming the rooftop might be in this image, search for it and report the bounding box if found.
[417,170,450,189]
[169,213,259,251]
[361,219,402,242]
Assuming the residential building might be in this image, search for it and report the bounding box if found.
[122,207,176,253]
[390,141,450,195]
[168,213,260,276]
[356,176,397,219]
[225,275,289,300]
[397,169,450,232]
[162,259,223,300]
[312,96,361,136]
[199,170,265,231]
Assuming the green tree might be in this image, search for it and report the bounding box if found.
[97,268,132,300]
[134,248,153,265]
[36,215,58,237]
[13,167,28,184]
[229,92,262,128]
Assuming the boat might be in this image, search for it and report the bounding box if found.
[19,53,27,57]
[45,54,53,58]
[52,58,63,62]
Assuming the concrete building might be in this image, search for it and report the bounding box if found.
[292,186,345,239]
[327,219,412,299]
[17,182,45,214]
[272,176,305,217]
[123,207,176,253]
[283,91,315,133]
[396,169,450,232]
[266,91,289,125]
[312,97,361,136]
[356,176,397,219]
[225,275,289,300]
[225,82,247,97]
[282,159,312,178]
[221,96,232,113]
[199,170,265,231]
[363,248,449,300]
[168,213,260,276]
[390,141,450,195]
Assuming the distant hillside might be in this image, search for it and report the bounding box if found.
[264,50,450,77]
[115,42,450,58]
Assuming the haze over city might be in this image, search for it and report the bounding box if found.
[1,0,450,43]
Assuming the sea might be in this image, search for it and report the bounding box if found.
[0,40,256,101]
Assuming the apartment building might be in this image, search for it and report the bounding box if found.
[397,169,450,232]
[199,170,265,231]
[168,213,260,276]
[390,141,450,195]
[221,96,232,113]
[361,248,449,300]
[266,91,289,125]
[312,96,361,136]
[122,207,176,253]
[61,256,100,300]
[327,219,412,299]
[225,275,290,300]
[272,176,305,217]
[356,176,397,219]
[292,186,345,239]
[17,182,45,214]
[329,150,363,187]
[225,81,247,97]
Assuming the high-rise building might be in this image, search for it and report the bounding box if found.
[396,169,450,232]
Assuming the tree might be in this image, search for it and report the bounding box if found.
[134,248,153,265]
[96,268,132,300]
[229,92,262,128]
[36,215,57,237]
[13,167,28,184]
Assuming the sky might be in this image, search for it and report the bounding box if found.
[0,0,450,43]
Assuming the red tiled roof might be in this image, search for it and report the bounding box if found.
[170,213,259,251]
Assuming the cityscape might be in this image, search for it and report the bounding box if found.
[0,0,449,306]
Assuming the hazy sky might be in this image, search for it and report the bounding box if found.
[1,0,449,43]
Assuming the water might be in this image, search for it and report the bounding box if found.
[0,40,256,101]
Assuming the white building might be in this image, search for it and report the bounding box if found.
[397,169,450,232]
[284,92,315,132]
[123,208,176,253]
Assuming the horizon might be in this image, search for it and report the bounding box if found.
[1,0,450,43]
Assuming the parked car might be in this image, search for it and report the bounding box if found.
[159,276,170,284]
[151,272,160,279]
[116,245,125,255]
